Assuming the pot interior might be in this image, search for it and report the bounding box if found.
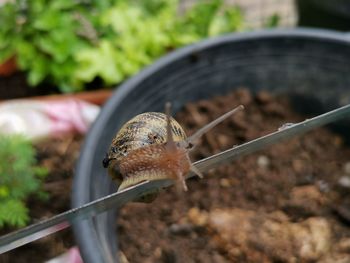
[72,29,350,263]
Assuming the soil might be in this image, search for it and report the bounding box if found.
[0,72,105,100]
[1,88,350,262]
[116,89,350,263]
[0,72,60,100]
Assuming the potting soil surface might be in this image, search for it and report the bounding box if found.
[1,88,350,263]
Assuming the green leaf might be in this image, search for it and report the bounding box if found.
[36,190,49,202]
[0,200,29,228]
[180,0,223,37]
[15,41,37,68]
[0,135,47,228]
[208,7,243,36]
[33,11,62,31]
[265,14,280,28]
[0,0,244,92]
[50,0,78,10]
[31,0,46,14]
[27,55,47,86]
[34,166,48,178]
[0,186,9,198]
[74,40,123,84]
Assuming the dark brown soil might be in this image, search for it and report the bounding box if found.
[117,89,350,263]
[1,88,350,263]
[0,72,60,100]
[0,72,105,100]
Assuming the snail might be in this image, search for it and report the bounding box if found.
[103,103,244,202]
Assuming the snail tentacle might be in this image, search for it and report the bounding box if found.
[165,102,177,152]
[176,170,188,192]
[186,105,244,149]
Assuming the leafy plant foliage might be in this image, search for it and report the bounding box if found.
[0,0,243,93]
[0,135,47,228]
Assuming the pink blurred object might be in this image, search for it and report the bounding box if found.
[0,99,100,140]
[44,99,97,135]
[46,247,83,263]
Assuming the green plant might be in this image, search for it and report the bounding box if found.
[74,0,243,87]
[0,0,243,93]
[265,14,281,28]
[0,0,112,92]
[0,135,47,228]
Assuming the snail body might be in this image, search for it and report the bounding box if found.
[104,103,244,202]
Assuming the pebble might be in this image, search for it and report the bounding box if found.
[292,159,304,173]
[256,90,273,104]
[257,155,270,168]
[220,178,231,188]
[187,207,208,227]
[317,180,330,193]
[217,134,230,148]
[338,176,350,189]
[168,223,193,235]
[236,88,253,105]
[283,185,325,216]
[204,208,331,262]
[344,162,350,175]
[154,247,162,259]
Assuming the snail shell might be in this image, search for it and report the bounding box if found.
[110,112,186,162]
[104,103,244,202]
[105,112,189,191]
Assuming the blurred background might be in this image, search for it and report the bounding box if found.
[0,0,298,99]
[2,0,349,99]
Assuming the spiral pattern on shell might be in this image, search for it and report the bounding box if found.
[109,112,187,161]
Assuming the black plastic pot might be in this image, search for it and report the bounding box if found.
[72,28,350,263]
[297,0,350,30]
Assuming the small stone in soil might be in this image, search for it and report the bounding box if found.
[168,223,194,235]
[282,185,326,218]
[338,176,350,189]
[190,208,332,262]
[344,162,350,174]
[257,155,270,168]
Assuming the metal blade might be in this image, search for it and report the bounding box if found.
[0,179,172,254]
[194,103,350,173]
[1,103,350,254]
